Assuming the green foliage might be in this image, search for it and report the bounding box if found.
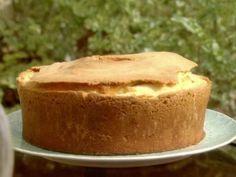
[0,0,236,116]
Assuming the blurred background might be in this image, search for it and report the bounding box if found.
[1,1,236,177]
[0,0,236,117]
[0,0,236,118]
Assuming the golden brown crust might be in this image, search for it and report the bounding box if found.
[18,77,211,154]
[17,52,211,154]
[17,52,197,86]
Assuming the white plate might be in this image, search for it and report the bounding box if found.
[9,109,236,168]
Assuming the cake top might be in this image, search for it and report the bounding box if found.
[19,52,198,85]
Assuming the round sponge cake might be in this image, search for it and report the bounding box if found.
[17,52,211,154]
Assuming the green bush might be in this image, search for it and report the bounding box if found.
[0,0,236,116]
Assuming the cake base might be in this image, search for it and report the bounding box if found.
[18,78,211,155]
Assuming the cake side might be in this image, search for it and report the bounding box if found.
[17,76,211,154]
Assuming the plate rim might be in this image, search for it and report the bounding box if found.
[9,109,236,162]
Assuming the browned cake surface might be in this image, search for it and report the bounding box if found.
[17,51,211,155]
[19,52,197,86]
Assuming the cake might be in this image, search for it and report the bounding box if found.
[17,52,211,155]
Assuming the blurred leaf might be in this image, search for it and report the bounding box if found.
[0,0,236,116]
